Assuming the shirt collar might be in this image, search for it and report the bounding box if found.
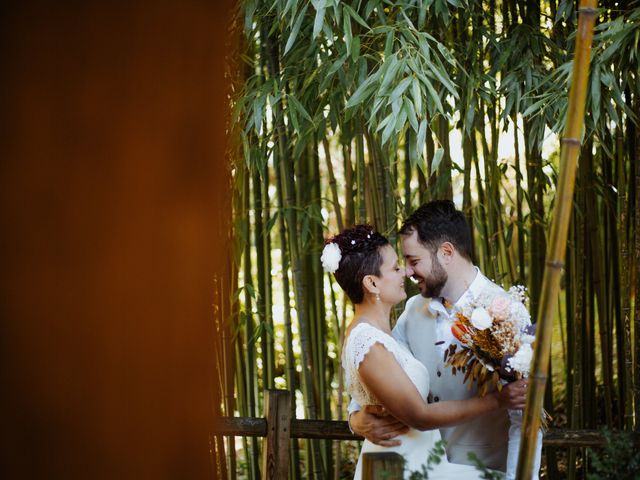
[427,266,486,315]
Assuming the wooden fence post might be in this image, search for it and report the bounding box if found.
[261,389,292,480]
[362,452,404,480]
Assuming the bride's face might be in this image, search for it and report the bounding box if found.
[372,245,407,305]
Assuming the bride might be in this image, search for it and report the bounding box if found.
[322,225,525,479]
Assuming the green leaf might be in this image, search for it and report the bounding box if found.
[416,119,428,159]
[343,10,353,56]
[423,78,444,114]
[431,148,444,174]
[382,112,398,145]
[384,30,394,57]
[284,5,308,55]
[404,98,419,132]
[313,6,326,39]
[343,4,370,30]
[327,53,348,76]
[411,78,423,114]
[376,112,393,132]
[288,95,312,123]
[346,77,375,109]
[379,56,402,94]
[389,77,412,104]
[351,36,360,62]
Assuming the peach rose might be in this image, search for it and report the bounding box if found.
[489,295,511,321]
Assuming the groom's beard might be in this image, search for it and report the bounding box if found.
[420,256,447,298]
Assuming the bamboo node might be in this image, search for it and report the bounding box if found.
[578,7,598,16]
[545,260,564,269]
[560,137,581,146]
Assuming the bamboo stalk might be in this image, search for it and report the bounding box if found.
[323,138,344,232]
[516,2,598,477]
[241,164,261,480]
[614,111,633,430]
[404,130,413,216]
[355,122,366,224]
[275,146,301,480]
[584,142,614,426]
[512,114,526,284]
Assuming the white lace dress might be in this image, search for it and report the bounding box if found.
[343,323,483,479]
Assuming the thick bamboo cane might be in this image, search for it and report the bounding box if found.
[515,2,598,478]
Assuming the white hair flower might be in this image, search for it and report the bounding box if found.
[470,307,492,330]
[320,242,342,273]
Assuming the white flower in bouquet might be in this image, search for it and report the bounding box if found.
[520,334,535,345]
[470,307,492,330]
[507,343,533,376]
[320,242,341,273]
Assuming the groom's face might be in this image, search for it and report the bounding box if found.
[400,230,448,298]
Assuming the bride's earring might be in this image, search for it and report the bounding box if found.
[375,293,381,302]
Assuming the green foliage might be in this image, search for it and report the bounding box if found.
[586,430,640,480]
[407,440,447,479]
[467,452,506,480]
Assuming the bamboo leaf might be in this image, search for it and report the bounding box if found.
[411,77,422,114]
[423,78,444,114]
[379,56,401,94]
[404,98,419,132]
[284,5,308,55]
[384,30,394,57]
[393,106,408,134]
[312,6,326,39]
[343,10,353,56]
[346,77,376,109]
[343,4,370,30]
[376,112,395,133]
[431,147,444,174]
[389,77,412,104]
[351,36,360,62]
[288,94,313,123]
[416,119,428,173]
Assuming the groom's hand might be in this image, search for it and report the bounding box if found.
[496,379,528,410]
[350,405,409,446]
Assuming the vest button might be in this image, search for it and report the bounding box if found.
[437,370,442,377]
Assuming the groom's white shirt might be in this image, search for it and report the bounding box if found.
[348,267,509,471]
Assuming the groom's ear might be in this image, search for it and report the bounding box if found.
[439,242,455,263]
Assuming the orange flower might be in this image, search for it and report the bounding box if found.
[451,320,472,342]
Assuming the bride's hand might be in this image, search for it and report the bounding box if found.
[350,405,410,447]
[495,379,528,410]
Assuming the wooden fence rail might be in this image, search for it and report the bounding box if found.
[215,390,639,479]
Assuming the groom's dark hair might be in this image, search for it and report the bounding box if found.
[399,200,473,261]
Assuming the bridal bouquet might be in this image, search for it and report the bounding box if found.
[444,285,536,397]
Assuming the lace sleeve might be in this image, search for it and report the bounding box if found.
[343,323,410,406]
[345,324,407,372]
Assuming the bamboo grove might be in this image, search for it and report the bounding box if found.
[215,1,640,479]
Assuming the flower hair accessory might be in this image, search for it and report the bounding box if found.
[321,242,342,273]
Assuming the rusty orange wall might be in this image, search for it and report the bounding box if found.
[0,2,235,478]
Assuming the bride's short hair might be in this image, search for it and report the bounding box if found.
[325,224,389,303]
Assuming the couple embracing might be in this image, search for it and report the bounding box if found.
[322,200,542,479]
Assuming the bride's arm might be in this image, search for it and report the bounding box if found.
[358,343,526,431]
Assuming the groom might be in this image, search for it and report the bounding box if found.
[348,200,526,471]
